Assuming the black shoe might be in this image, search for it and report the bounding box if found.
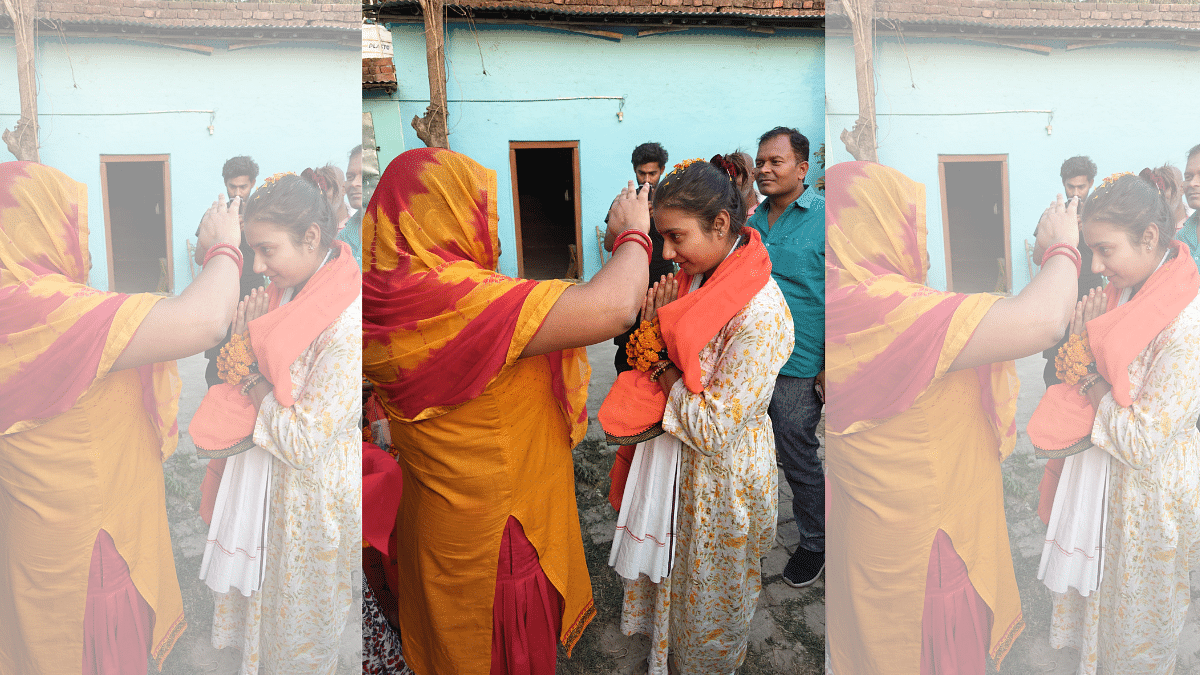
[782,548,824,588]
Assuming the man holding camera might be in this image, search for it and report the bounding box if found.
[604,142,675,373]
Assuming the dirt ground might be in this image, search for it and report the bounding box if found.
[156,354,359,675]
[554,342,824,675]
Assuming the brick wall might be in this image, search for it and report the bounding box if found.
[8,1,360,30]
[828,0,1200,30]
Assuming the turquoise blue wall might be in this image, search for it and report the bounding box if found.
[826,35,1199,292]
[0,36,359,291]
[367,22,824,279]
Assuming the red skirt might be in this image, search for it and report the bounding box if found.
[490,516,563,675]
[83,529,152,675]
[920,529,992,675]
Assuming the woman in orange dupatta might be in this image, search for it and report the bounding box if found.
[362,147,652,674]
[1028,172,1200,674]
[825,161,1081,674]
[0,162,243,674]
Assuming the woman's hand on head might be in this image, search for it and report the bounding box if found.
[197,194,242,255]
[1035,194,1081,253]
[606,181,652,239]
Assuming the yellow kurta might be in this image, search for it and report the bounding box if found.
[0,297,184,675]
[391,352,594,675]
[827,367,1023,674]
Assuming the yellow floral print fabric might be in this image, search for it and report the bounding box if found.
[619,279,794,674]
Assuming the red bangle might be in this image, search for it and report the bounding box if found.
[1042,243,1081,278]
[208,242,244,265]
[203,243,244,277]
[616,228,652,250]
[614,229,652,265]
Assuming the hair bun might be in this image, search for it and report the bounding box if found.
[709,154,737,180]
[1138,167,1167,195]
[300,167,329,193]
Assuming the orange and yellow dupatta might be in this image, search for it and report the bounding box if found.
[0,161,183,670]
[825,161,1017,453]
[361,147,588,444]
[0,161,178,451]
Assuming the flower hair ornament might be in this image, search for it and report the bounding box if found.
[249,171,295,202]
[659,157,708,189]
[1097,171,1133,192]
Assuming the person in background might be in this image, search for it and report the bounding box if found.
[1037,155,1105,388]
[198,154,266,387]
[1177,143,1200,270]
[605,141,675,373]
[748,126,826,589]
[338,144,364,264]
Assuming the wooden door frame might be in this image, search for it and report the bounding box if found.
[99,154,174,292]
[937,154,1011,292]
[508,141,582,279]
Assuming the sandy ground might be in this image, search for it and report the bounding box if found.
[554,342,824,674]
[996,354,1200,674]
[157,353,359,675]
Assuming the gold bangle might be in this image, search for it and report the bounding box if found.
[239,373,262,396]
[649,360,674,382]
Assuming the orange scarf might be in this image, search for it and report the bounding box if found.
[1029,241,1199,457]
[826,161,1017,455]
[189,240,360,456]
[1030,241,1199,521]
[362,147,588,445]
[0,162,178,450]
[598,226,771,444]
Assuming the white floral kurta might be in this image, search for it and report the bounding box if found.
[620,279,794,675]
[212,296,363,675]
[1050,293,1200,674]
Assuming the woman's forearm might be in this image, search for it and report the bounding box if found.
[949,254,1079,371]
[110,253,243,371]
[520,243,649,358]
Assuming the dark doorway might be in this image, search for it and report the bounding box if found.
[939,155,1011,293]
[509,142,581,280]
[101,155,173,293]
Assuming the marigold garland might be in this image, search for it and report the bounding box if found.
[626,319,668,372]
[1055,332,1095,386]
[217,332,254,385]
[672,158,704,172]
[1097,172,1132,192]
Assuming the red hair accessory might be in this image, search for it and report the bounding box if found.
[300,167,330,193]
[1138,167,1167,194]
[709,154,738,181]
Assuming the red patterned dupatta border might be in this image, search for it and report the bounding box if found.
[0,161,178,454]
[825,161,1017,457]
[362,147,587,442]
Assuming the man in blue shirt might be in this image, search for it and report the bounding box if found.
[1179,143,1200,271]
[747,127,825,588]
[338,144,363,264]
